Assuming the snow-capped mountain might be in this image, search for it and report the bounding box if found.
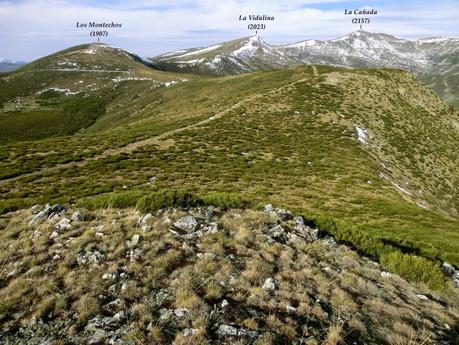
[0,58,26,72]
[152,35,298,75]
[281,31,459,101]
[282,31,429,72]
[151,31,459,103]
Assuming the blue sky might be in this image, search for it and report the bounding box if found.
[0,0,458,61]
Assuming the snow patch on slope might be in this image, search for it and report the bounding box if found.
[112,77,155,83]
[37,87,80,96]
[355,126,368,144]
[175,44,222,58]
[393,183,413,196]
[287,40,320,49]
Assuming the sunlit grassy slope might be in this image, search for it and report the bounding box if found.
[0,45,458,267]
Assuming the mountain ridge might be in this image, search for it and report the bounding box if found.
[151,31,459,106]
[0,43,193,141]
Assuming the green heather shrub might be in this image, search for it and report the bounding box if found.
[302,212,447,289]
[80,190,251,213]
[79,190,144,210]
[136,190,202,213]
[305,214,393,258]
[0,198,30,214]
[380,251,445,290]
[201,191,251,210]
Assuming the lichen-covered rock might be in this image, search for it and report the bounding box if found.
[265,224,285,239]
[381,271,392,278]
[30,204,42,214]
[173,215,199,233]
[217,324,238,336]
[29,204,52,225]
[159,308,173,321]
[262,278,278,292]
[76,250,105,266]
[202,221,219,233]
[71,210,85,222]
[139,213,153,231]
[454,278,459,289]
[127,234,140,248]
[263,204,291,220]
[48,204,67,219]
[88,329,107,344]
[183,328,198,337]
[54,218,71,231]
[293,222,319,241]
[322,236,337,246]
[441,262,456,277]
[174,307,189,318]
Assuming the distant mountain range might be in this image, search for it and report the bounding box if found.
[3,31,457,105]
[0,58,26,72]
[151,31,459,106]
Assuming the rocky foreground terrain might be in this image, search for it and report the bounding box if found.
[0,204,458,344]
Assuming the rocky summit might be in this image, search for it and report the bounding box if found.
[0,204,458,344]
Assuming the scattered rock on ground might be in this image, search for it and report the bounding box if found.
[217,324,238,336]
[183,328,197,337]
[221,299,229,309]
[265,224,285,240]
[139,213,153,231]
[71,210,85,222]
[264,204,292,220]
[76,251,105,266]
[30,204,42,214]
[127,234,140,248]
[88,329,107,344]
[54,218,72,231]
[441,262,456,277]
[2,205,458,344]
[381,271,392,278]
[262,278,278,292]
[159,308,173,321]
[48,204,67,219]
[173,215,199,234]
[322,236,337,246]
[174,308,189,318]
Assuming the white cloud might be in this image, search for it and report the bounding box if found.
[0,0,457,60]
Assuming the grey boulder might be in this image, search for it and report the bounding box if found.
[173,215,199,233]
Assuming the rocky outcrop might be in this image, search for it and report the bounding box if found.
[0,205,457,344]
[172,215,199,233]
[29,204,67,225]
[442,262,459,288]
